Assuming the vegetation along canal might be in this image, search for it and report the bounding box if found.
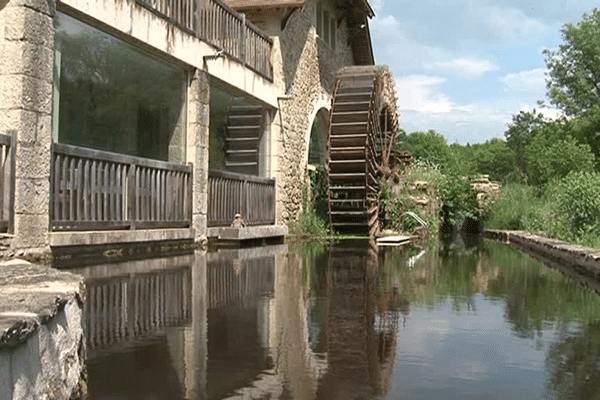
[70,238,600,399]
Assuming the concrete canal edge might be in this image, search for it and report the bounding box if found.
[485,230,600,280]
[0,260,86,400]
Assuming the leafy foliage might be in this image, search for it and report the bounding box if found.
[543,8,600,117]
[526,134,595,186]
[288,168,330,239]
[555,171,600,242]
[398,130,450,169]
[437,172,480,227]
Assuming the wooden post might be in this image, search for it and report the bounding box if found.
[8,131,16,234]
[240,13,246,67]
[128,163,137,230]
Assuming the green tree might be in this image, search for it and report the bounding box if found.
[472,138,517,182]
[446,143,477,177]
[543,8,600,117]
[504,110,546,178]
[400,130,450,169]
[525,130,595,186]
[543,8,600,162]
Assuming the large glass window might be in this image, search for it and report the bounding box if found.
[54,13,187,163]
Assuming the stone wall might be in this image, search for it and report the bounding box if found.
[0,0,55,253]
[0,260,86,400]
[269,0,356,223]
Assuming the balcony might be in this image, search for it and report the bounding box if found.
[137,0,273,80]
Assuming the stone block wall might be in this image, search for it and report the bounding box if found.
[188,70,210,240]
[269,0,356,223]
[0,0,55,253]
[0,261,86,400]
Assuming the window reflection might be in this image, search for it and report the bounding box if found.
[54,13,187,162]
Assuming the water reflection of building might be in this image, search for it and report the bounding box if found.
[74,254,198,399]
[75,242,407,399]
[206,247,280,400]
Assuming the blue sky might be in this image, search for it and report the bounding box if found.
[369,0,599,144]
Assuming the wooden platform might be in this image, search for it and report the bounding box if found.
[376,235,411,246]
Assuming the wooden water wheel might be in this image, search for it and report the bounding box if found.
[326,66,399,236]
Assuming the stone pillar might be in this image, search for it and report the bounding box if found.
[187,70,210,241]
[0,0,55,254]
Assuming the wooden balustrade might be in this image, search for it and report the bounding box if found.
[52,143,192,231]
[137,0,273,80]
[208,169,276,227]
[0,132,15,234]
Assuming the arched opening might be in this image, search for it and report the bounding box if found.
[305,108,329,220]
[308,108,329,168]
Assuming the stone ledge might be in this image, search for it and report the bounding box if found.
[0,259,83,348]
[485,230,600,279]
[207,225,288,241]
[49,228,195,247]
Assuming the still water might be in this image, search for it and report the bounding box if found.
[70,239,600,399]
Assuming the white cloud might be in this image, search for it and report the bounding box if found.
[370,0,384,13]
[425,57,499,78]
[396,75,454,114]
[474,5,548,44]
[499,68,546,92]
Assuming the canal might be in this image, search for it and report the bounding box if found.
[68,238,600,399]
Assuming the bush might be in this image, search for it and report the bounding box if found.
[289,167,330,239]
[437,172,480,227]
[554,171,600,242]
[485,183,552,232]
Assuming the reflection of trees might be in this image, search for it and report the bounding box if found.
[545,322,600,400]
[485,243,600,339]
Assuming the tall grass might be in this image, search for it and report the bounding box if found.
[485,173,600,249]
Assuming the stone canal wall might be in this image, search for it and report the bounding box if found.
[0,260,86,400]
[485,230,600,279]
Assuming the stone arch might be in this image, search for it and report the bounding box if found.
[303,95,331,170]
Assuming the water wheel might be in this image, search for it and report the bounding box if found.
[326,66,399,236]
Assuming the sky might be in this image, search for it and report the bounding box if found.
[369,0,599,144]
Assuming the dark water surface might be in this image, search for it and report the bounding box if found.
[71,239,600,399]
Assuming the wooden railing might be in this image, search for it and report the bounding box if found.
[208,169,275,227]
[0,132,15,234]
[51,143,193,231]
[137,0,273,80]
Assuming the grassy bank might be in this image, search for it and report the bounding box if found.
[485,171,600,249]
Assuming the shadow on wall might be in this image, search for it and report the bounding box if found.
[279,6,313,94]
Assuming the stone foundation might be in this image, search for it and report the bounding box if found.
[0,260,86,400]
[485,230,600,279]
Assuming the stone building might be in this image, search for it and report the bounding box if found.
[0,0,375,255]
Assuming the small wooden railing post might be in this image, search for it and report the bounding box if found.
[128,162,137,230]
[7,131,15,234]
[240,13,246,68]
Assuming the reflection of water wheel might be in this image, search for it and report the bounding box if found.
[327,66,399,236]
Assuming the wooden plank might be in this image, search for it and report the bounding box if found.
[53,143,192,173]
[69,157,75,221]
[61,155,68,221]
[103,161,109,221]
[0,144,6,221]
[90,160,97,221]
[83,160,90,221]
